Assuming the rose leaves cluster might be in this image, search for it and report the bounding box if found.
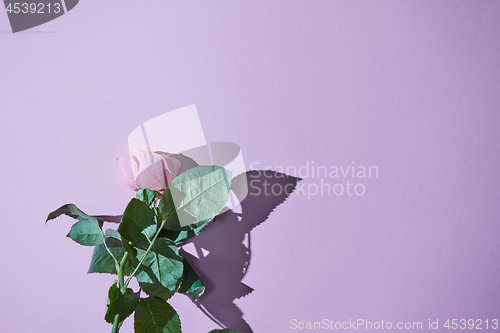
[47,165,241,333]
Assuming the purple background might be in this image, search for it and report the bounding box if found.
[1,1,500,332]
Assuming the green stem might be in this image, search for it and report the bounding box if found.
[110,252,130,333]
[101,230,119,267]
[111,309,121,333]
[124,217,168,288]
[118,252,129,292]
[110,200,168,332]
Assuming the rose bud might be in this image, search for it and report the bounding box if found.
[118,150,182,192]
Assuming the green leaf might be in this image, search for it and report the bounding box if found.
[166,166,231,227]
[137,266,175,301]
[88,243,121,274]
[135,238,183,293]
[46,203,100,226]
[142,225,157,241]
[162,212,209,232]
[178,258,205,301]
[158,187,176,220]
[118,199,157,243]
[160,218,210,244]
[105,283,140,324]
[122,239,137,260]
[105,229,122,240]
[67,220,104,246]
[88,239,135,275]
[134,297,181,333]
[108,229,137,262]
[136,188,157,206]
[209,330,243,333]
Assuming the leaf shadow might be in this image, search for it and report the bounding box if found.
[181,170,300,332]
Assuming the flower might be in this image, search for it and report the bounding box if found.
[118,150,182,191]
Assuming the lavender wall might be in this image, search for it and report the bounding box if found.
[1,1,499,332]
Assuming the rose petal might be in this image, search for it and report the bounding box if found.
[133,150,153,172]
[135,158,168,191]
[155,151,182,183]
[117,154,138,190]
[125,150,183,192]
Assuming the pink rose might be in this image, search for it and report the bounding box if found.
[118,150,182,192]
